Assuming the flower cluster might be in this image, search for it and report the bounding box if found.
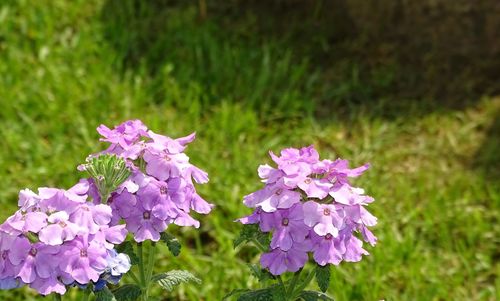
[0,181,130,295]
[238,146,377,275]
[91,120,213,242]
[0,119,212,295]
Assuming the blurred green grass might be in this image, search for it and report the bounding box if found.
[0,0,498,300]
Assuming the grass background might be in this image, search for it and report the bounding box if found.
[0,0,498,300]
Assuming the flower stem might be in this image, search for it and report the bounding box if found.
[286,269,302,299]
[146,241,157,282]
[290,269,315,298]
[251,238,268,253]
[53,293,62,301]
[142,241,157,301]
[128,269,141,285]
[137,243,146,284]
[82,289,90,301]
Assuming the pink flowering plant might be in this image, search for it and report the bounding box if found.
[229,146,377,300]
[0,120,212,301]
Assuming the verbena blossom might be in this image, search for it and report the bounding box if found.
[0,184,128,295]
[90,120,213,242]
[238,145,377,275]
[0,119,210,295]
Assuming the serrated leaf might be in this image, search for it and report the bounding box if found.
[299,291,334,301]
[271,285,286,301]
[247,264,274,282]
[95,287,116,301]
[234,224,270,249]
[153,270,201,292]
[160,232,181,256]
[116,241,139,265]
[315,265,331,293]
[112,284,142,301]
[237,287,275,301]
[222,289,251,300]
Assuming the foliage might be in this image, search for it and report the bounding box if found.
[152,270,201,292]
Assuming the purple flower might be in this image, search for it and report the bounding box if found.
[310,232,345,266]
[70,203,112,235]
[238,145,378,272]
[137,177,184,215]
[59,235,108,284]
[0,277,22,290]
[29,275,66,295]
[268,205,309,251]
[260,240,312,275]
[121,191,169,242]
[0,211,48,235]
[303,201,343,237]
[0,232,17,279]
[97,120,148,149]
[243,183,301,213]
[39,211,83,245]
[143,149,189,181]
[9,237,60,284]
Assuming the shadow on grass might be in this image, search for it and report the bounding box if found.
[99,0,499,120]
[472,108,500,187]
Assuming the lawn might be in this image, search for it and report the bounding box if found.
[0,1,498,300]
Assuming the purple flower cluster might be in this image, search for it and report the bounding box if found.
[0,120,211,295]
[94,120,213,242]
[0,181,129,295]
[238,146,377,275]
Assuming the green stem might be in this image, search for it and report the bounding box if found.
[53,293,62,301]
[127,269,141,285]
[143,241,157,301]
[146,241,157,282]
[82,289,90,301]
[290,269,315,298]
[277,275,286,295]
[251,238,268,253]
[137,243,147,286]
[286,269,303,299]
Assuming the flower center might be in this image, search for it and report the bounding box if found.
[143,211,151,220]
[58,221,67,228]
[323,208,331,216]
[275,189,283,196]
[304,178,312,184]
[164,155,171,161]
[281,218,289,226]
[2,251,8,259]
[330,176,337,184]
[160,185,168,195]
[80,249,88,257]
[325,234,333,240]
[29,247,37,257]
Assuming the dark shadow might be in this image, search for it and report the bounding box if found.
[472,109,500,187]
[99,0,500,119]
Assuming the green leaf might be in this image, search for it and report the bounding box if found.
[95,287,117,301]
[112,284,142,301]
[153,270,201,292]
[160,232,181,256]
[116,241,139,265]
[234,224,270,249]
[247,263,274,282]
[271,285,287,301]
[315,265,331,293]
[222,289,251,300]
[236,287,275,301]
[299,291,334,301]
